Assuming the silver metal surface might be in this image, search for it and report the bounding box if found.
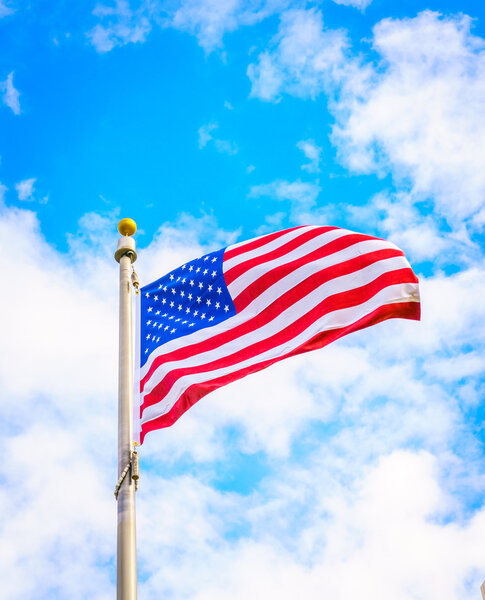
[116,246,137,600]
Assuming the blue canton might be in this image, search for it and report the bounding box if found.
[140,248,237,367]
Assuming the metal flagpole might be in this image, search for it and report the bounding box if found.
[115,218,138,600]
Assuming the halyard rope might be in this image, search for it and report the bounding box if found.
[114,450,139,500]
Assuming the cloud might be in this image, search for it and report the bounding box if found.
[15,178,36,201]
[0,1,13,17]
[167,0,286,53]
[88,0,151,53]
[248,9,485,249]
[331,0,372,10]
[247,8,349,101]
[87,0,286,54]
[1,71,21,114]
[249,179,321,218]
[331,11,485,229]
[297,139,322,173]
[198,122,238,155]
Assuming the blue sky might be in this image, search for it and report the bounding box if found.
[1,1,485,599]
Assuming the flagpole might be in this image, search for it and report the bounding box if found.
[115,218,138,600]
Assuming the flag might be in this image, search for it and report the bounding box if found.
[135,225,420,444]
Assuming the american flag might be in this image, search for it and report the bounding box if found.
[135,225,420,444]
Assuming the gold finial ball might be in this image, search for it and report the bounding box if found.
[118,218,137,237]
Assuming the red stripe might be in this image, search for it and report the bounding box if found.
[141,268,417,415]
[223,226,305,262]
[139,300,420,444]
[224,226,338,286]
[140,249,411,392]
[233,236,403,312]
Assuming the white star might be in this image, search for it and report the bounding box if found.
[189,280,194,286]
[176,276,181,282]
[145,348,149,354]
[145,292,150,298]
[178,304,182,311]
[189,265,193,271]
[206,299,211,306]
[171,328,176,333]
[198,282,203,289]
[180,291,185,297]
[161,298,166,304]
[204,256,209,261]
[197,296,202,303]
[153,322,157,327]
[215,302,220,309]
[164,326,169,331]
[188,293,193,300]
[217,287,222,294]
[211,271,216,277]
[146,320,151,325]
[182,264,186,270]
[175,318,181,322]
[156,337,160,342]
[186,307,191,314]
[170,274,174,280]
[158,284,163,289]
[182,320,187,324]
[224,305,229,312]
[155,310,160,315]
[203,268,208,275]
[154,295,158,301]
[209,316,214,321]
[158,324,163,329]
[171,288,176,295]
[169,315,174,320]
[170,301,174,308]
[189,323,195,327]
[201,313,206,319]
[148,307,153,312]
[163,286,168,292]
[196,267,201,273]
[182,278,186,284]
[162,313,168,317]
[146,334,150,340]
[208,284,213,291]
[193,310,198,316]
[211,257,217,263]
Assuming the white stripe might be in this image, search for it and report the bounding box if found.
[140,239,402,380]
[223,225,320,272]
[141,282,419,425]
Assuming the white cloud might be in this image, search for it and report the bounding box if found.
[198,122,238,154]
[0,1,13,18]
[198,122,218,148]
[250,179,321,219]
[247,8,349,101]
[1,71,21,114]
[297,139,322,173]
[168,0,286,53]
[331,0,372,10]
[15,177,36,201]
[332,11,485,229]
[88,0,285,54]
[88,0,151,53]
